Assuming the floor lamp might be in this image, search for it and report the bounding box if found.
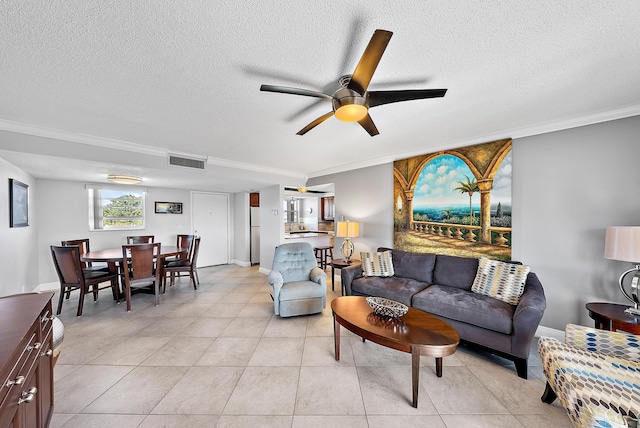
[604,226,640,316]
[336,220,359,262]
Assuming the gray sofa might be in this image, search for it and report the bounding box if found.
[341,247,546,378]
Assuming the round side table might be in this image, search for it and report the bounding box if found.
[330,259,361,295]
[585,302,640,334]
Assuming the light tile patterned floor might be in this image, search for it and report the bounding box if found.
[51,265,572,427]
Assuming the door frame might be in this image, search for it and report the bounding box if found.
[190,191,231,266]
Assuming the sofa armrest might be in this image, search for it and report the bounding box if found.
[511,272,547,358]
[565,323,640,362]
[341,264,363,295]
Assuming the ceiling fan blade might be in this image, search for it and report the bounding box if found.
[357,113,379,136]
[297,112,334,135]
[368,89,447,107]
[260,85,333,100]
[348,29,393,95]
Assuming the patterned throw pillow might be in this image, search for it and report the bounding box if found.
[360,251,395,277]
[471,257,530,305]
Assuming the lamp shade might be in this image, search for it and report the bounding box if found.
[604,226,640,263]
[336,221,359,238]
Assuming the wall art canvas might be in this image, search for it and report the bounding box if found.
[9,178,29,227]
[394,139,512,261]
[155,201,183,214]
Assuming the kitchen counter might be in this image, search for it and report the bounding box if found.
[285,231,333,239]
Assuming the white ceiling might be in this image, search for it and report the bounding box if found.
[1,1,640,193]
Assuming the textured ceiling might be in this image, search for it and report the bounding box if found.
[1,1,640,192]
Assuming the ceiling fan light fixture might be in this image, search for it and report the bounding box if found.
[107,174,142,184]
[334,103,368,122]
[333,87,368,122]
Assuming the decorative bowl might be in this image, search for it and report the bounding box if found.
[366,297,408,318]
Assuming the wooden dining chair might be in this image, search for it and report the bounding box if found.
[61,238,109,272]
[50,245,119,316]
[162,237,201,291]
[163,234,195,267]
[121,243,162,311]
[126,235,155,244]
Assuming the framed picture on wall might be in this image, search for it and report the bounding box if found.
[9,179,29,227]
[155,201,183,214]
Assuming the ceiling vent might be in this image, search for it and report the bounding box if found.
[168,154,206,170]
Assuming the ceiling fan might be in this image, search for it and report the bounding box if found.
[260,29,447,136]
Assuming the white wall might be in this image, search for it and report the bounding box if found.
[310,115,640,331]
[233,191,250,266]
[0,157,38,295]
[259,185,284,273]
[37,179,196,285]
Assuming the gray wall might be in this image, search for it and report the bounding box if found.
[513,115,640,329]
[258,184,284,273]
[310,115,640,331]
[308,163,395,258]
[0,157,38,295]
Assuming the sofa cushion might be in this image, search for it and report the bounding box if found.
[412,284,516,334]
[471,257,530,305]
[378,247,436,283]
[361,250,394,277]
[351,276,430,306]
[432,254,479,290]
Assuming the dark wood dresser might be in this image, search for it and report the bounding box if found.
[0,292,55,428]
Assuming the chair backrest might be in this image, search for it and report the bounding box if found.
[61,238,92,267]
[127,235,155,244]
[50,245,85,287]
[189,237,201,267]
[177,234,194,251]
[271,242,318,283]
[122,243,161,284]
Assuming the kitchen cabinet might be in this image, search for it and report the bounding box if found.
[321,197,334,220]
[0,292,55,428]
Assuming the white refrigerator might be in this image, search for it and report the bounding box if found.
[250,207,260,265]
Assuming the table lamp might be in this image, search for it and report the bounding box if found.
[604,226,640,315]
[336,220,359,262]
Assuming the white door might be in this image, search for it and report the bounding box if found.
[192,192,230,266]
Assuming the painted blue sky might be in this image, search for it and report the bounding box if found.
[413,152,512,209]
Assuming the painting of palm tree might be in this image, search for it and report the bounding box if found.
[454,175,479,223]
[393,139,513,260]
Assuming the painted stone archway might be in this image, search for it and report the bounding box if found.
[394,138,512,261]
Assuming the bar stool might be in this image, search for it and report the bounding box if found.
[314,245,333,269]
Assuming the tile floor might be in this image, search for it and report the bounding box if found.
[51,265,572,427]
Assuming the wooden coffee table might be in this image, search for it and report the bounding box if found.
[331,296,459,408]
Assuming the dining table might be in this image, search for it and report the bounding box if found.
[82,245,188,301]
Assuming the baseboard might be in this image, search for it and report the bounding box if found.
[258,266,271,276]
[536,325,564,341]
[232,259,251,268]
[33,282,58,293]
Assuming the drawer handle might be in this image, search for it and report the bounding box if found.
[42,349,53,357]
[27,342,42,351]
[18,387,37,405]
[41,315,54,323]
[6,375,25,387]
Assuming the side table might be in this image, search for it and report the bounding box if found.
[586,302,640,334]
[330,259,361,295]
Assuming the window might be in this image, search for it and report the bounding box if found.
[88,188,145,230]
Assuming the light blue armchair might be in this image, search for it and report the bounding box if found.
[268,242,327,317]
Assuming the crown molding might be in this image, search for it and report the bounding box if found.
[0,119,305,180]
[306,104,640,178]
